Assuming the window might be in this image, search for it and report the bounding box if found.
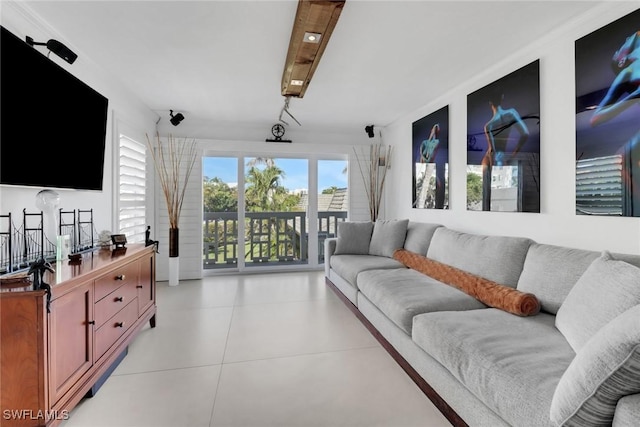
[118,134,147,242]
[576,155,623,216]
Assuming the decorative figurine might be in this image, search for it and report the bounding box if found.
[145,225,159,253]
[28,258,54,312]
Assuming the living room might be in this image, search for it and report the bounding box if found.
[1,1,639,426]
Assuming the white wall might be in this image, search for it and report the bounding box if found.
[383,2,640,255]
[0,3,158,240]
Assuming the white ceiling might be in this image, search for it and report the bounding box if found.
[21,1,604,135]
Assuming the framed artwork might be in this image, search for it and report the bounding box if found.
[466,60,541,212]
[412,105,449,209]
[575,8,640,217]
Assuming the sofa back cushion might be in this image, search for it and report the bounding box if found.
[555,251,640,352]
[369,219,409,257]
[517,243,600,314]
[403,222,442,255]
[334,221,373,255]
[426,228,532,287]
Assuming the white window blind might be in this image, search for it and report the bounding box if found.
[576,155,623,216]
[118,134,147,242]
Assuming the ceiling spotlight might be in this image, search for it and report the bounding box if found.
[365,125,375,138]
[303,32,322,43]
[26,36,77,64]
[169,110,185,126]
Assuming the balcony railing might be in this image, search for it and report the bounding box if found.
[203,211,347,269]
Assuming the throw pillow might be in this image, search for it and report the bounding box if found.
[403,222,442,255]
[516,243,600,315]
[369,219,409,257]
[550,305,640,426]
[555,251,640,352]
[393,249,540,316]
[334,221,374,255]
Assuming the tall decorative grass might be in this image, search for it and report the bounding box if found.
[353,143,392,222]
[146,133,198,229]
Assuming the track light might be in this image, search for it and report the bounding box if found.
[365,125,375,138]
[26,36,77,64]
[169,110,185,126]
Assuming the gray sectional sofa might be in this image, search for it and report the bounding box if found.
[324,219,640,427]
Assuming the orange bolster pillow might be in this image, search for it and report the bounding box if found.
[393,249,540,317]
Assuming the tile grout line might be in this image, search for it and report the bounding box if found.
[219,344,382,367]
[208,277,240,427]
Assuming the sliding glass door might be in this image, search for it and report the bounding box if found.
[317,159,348,263]
[202,155,347,272]
[203,157,239,270]
[244,157,308,268]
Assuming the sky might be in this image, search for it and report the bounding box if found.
[202,157,348,193]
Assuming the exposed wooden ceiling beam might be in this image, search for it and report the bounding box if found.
[281,0,345,98]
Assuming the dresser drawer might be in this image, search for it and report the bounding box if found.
[94,280,138,328]
[94,262,139,302]
[94,299,138,360]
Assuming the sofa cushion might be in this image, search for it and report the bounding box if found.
[517,243,599,315]
[611,252,640,269]
[329,255,404,287]
[334,221,373,255]
[426,228,532,286]
[555,251,640,352]
[613,394,640,427]
[403,222,442,255]
[551,305,640,426]
[412,309,575,427]
[393,249,540,316]
[357,268,486,334]
[369,219,409,257]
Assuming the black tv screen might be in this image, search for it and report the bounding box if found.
[1,26,108,191]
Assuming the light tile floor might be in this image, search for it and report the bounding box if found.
[61,271,452,427]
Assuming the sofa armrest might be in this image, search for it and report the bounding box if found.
[613,394,640,427]
[324,238,337,277]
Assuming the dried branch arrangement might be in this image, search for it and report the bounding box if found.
[353,143,392,222]
[146,133,198,229]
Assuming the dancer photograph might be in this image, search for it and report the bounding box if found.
[466,60,540,212]
[412,106,449,209]
[575,8,640,217]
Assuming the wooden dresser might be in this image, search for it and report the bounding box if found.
[1,244,156,427]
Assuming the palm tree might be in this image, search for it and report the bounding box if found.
[243,162,304,262]
[245,165,285,212]
[246,157,275,168]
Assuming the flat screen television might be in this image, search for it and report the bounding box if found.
[1,26,109,191]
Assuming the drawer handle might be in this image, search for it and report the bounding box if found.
[136,285,143,289]
[115,322,125,328]
[114,296,124,302]
[87,320,95,325]
[115,274,126,281]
